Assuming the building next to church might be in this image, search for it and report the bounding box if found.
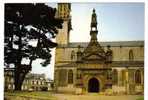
[4,68,53,91]
[54,3,144,95]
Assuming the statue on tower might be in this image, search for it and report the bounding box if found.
[91,9,97,31]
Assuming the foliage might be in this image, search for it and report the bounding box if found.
[4,3,63,90]
[136,96,144,100]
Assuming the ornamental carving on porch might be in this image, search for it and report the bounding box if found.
[77,9,112,63]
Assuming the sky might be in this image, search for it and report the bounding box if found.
[70,3,144,42]
[31,3,144,79]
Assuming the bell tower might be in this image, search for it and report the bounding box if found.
[56,3,72,45]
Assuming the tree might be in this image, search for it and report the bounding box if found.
[4,3,63,90]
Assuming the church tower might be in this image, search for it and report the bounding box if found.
[56,3,72,45]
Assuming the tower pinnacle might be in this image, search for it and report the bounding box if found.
[90,9,98,43]
[81,9,106,62]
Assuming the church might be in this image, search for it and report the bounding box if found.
[54,3,144,95]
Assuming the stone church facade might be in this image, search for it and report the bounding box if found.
[54,3,144,95]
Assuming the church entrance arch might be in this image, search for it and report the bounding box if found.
[88,77,99,92]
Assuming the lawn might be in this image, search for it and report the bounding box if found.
[5,91,57,100]
[136,96,144,100]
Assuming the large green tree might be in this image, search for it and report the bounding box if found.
[4,3,63,90]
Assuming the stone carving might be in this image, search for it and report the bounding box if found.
[71,50,75,60]
[129,49,134,61]
[106,45,113,62]
[77,45,83,62]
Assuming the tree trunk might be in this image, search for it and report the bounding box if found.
[14,68,23,91]
[14,27,25,91]
[14,66,30,91]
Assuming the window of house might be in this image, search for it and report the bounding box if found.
[36,81,38,85]
[32,81,34,85]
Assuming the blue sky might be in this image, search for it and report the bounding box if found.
[32,3,144,79]
[70,3,144,42]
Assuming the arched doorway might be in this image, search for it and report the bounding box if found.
[88,77,99,92]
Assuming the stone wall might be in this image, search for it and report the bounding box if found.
[55,46,144,63]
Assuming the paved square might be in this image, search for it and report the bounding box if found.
[54,94,143,100]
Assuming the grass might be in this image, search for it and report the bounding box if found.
[136,96,144,100]
[5,91,57,100]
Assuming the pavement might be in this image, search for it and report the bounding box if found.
[53,93,143,100]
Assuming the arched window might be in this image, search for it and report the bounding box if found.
[68,70,73,84]
[58,69,67,86]
[135,70,141,84]
[129,49,134,61]
[121,70,126,86]
[112,69,118,85]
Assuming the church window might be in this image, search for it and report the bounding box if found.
[121,70,126,86]
[129,49,134,61]
[135,70,141,84]
[68,70,73,84]
[58,69,67,86]
[112,69,118,85]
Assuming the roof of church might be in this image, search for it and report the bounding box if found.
[67,41,144,48]
[55,61,144,67]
